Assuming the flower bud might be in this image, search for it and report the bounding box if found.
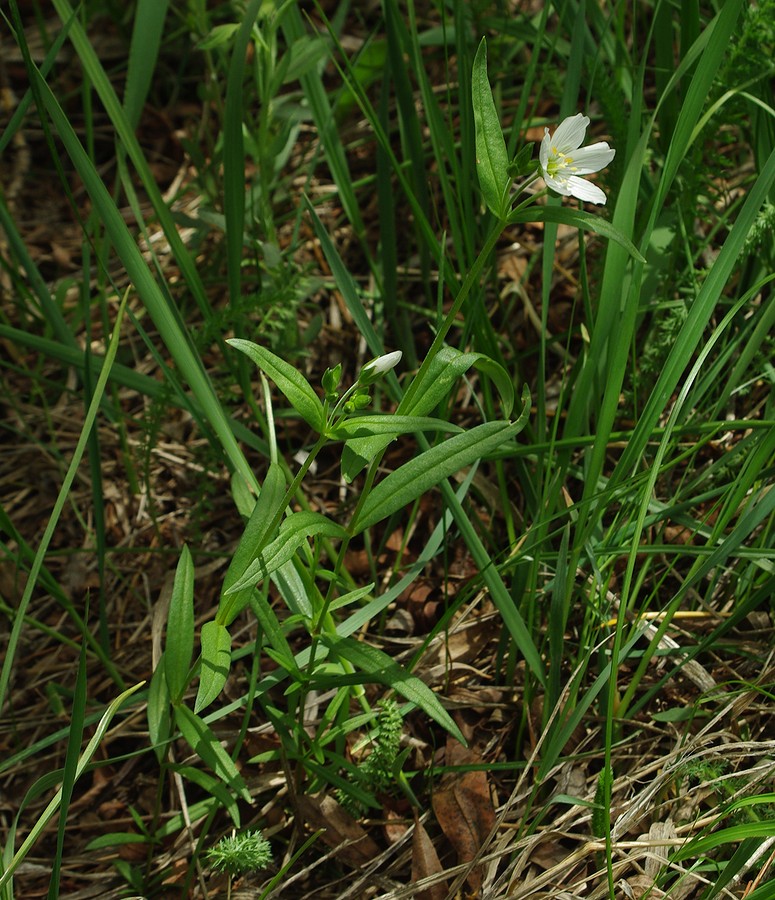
[357,350,402,386]
[322,363,342,399]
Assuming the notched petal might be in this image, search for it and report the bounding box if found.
[551,114,589,152]
[571,143,616,174]
[566,176,607,205]
[543,173,573,196]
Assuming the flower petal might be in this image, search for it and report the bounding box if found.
[550,114,589,152]
[542,172,573,196]
[539,129,551,169]
[569,142,616,175]
[566,175,607,205]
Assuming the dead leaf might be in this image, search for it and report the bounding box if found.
[383,803,409,845]
[644,819,676,879]
[411,812,448,900]
[422,620,491,670]
[296,794,380,868]
[431,738,496,895]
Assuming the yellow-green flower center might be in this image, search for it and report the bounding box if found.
[547,147,576,178]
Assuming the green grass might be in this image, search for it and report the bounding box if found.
[1,0,774,897]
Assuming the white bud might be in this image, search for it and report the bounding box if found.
[358,350,402,385]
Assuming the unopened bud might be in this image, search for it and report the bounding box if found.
[358,350,402,386]
[322,363,342,398]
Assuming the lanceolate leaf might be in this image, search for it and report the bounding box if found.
[225,512,347,595]
[227,339,326,432]
[509,206,646,263]
[472,37,509,218]
[341,347,514,482]
[323,635,465,745]
[195,621,232,713]
[175,704,251,801]
[472,356,515,418]
[147,656,171,760]
[328,415,463,441]
[165,545,195,702]
[352,418,529,534]
[219,462,287,626]
[174,765,241,828]
[223,463,285,592]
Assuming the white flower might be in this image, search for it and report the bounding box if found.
[539,114,615,205]
[358,350,402,385]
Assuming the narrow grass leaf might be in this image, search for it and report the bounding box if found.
[283,6,365,239]
[85,833,153,851]
[50,0,217,324]
[123,0,170,128]
[48,621,88,899]
[0,293,128,715]
[0,682,145,891]
[224,0,262,306]
[303,196,386,362]
[613,142,775,487]
[27,51,257,491]
[673,819,775,862]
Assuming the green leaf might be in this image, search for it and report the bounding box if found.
[165,545,195,702]
[123,0,169,129]
[328,583,375,612]
[174,705,251,802]
[283,35,329,84]
[223,0,262,308]
[341,347,511,482]
[147,656,171,761]
[328,414,463,441]
[195,23,239,51]
[86,832,154,851]
[509,206,646,263]
[173,765,241,827]
[219,463,287,626]
[510,142,535,177]
[0,682,145,892]
[227,339,325,432]
[225,512,347,595]
[34,4,259,493]
[195,622,232,713]
[471,356,515,419]
[352,419,528,534]
[472,37,509,218]
[251,592,302,676]
[673,819,775,862]
[323,636,465,745]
